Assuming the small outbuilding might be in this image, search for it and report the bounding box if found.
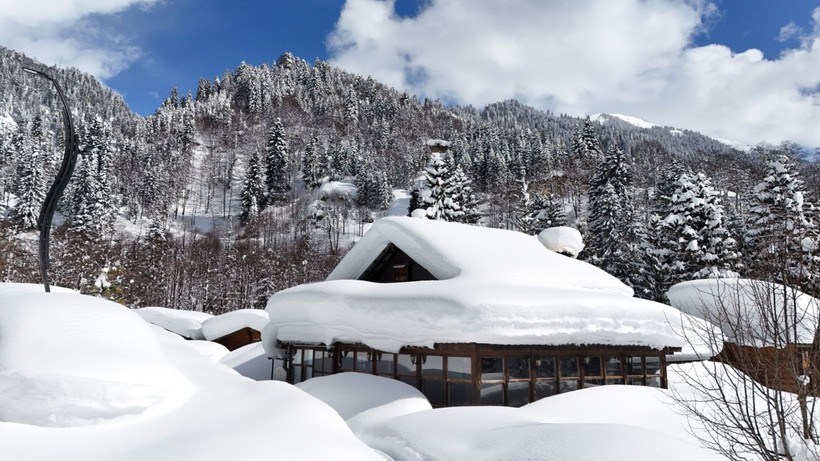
[264,217,695,407]
[202,309,269,351]
[668,278,820,393]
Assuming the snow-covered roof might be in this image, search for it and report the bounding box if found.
[201,309,269,341]
[328,217,630,295]
[667,278,820,347]
[265,217,696,353]
[135,306,213,340]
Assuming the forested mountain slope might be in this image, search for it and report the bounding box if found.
[1,46,816,312]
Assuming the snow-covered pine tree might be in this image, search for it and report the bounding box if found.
[69,150,103,236]
[450,164,480,224]
[747,154,818,293]
[658,171,739,284]
[11,119,45,230]
[85,116,117,234]
[587,146,651,293]
[301,136,325,190]
[264,118,290,205]
[240,150,265,225]
[524,193,567,235]
[354,165,392,211]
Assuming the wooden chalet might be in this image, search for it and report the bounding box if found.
[267,217,690,407]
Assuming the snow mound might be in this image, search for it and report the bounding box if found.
[297,373,432,430]
[0,291,192,427]
[186,340,230,363]
[537,226,584,257]
[135,306,213,339]
[220,342,272,380]
[356,402,722,461]
[0,282,77,296]
[201,308,268,341]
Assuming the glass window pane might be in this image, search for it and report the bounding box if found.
[422,355,443,378]
[376,353,395,375]
[356,351,372,373]
[627,356,643,376]
[627,376,644,386]
[400,375,418,389]
[304,366,314,380]
[321,352,334,374]
[534,357,555,378]
[606,378,624,385]
[535,380,556,400]
[507,356,530,380]
[508,382,531,407]
[480,383,504,405]
[481,357,504,381]
[292,365,303,384]
[447,356,472,380]
[559,379,579,393]
[583,378,604,388]
[646,357,662,388]
[422,379,445,406]
[292,349,303,366]
[560,357,579,377]
[340,351,354,371]
[584,356,602,377]
[605,356,623,377]
[397,354,415,375]
[449,382,473,406]
[645,356,661,375]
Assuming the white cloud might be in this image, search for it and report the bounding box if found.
[0,0,158,79]
[328,0,820,147]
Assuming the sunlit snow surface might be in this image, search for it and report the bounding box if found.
[0,284,382,460]
[667,278,820,346]
[3,283,818,460]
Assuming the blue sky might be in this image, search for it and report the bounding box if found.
[1,0,819,147]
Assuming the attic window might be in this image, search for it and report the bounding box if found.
[393,264,408,282]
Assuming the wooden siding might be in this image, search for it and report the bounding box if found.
[715,342,820,395]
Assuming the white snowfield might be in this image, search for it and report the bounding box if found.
[135,305,213,339]
[265,217,703,354]
[303,372,724,461]
[2,283,817,460]
[0,291,192,427]
[667,278,820,347]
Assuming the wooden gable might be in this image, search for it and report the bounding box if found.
[359,243,436,283]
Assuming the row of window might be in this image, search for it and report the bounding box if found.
[287,346,665,407]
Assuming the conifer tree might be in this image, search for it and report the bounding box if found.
[747,154,818,293]
[12,120,45,230]
[587,147,651,293]
[301,136,325,190]
[658,172,739,284]
[264,118,290,205]
[240,150,265,225]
